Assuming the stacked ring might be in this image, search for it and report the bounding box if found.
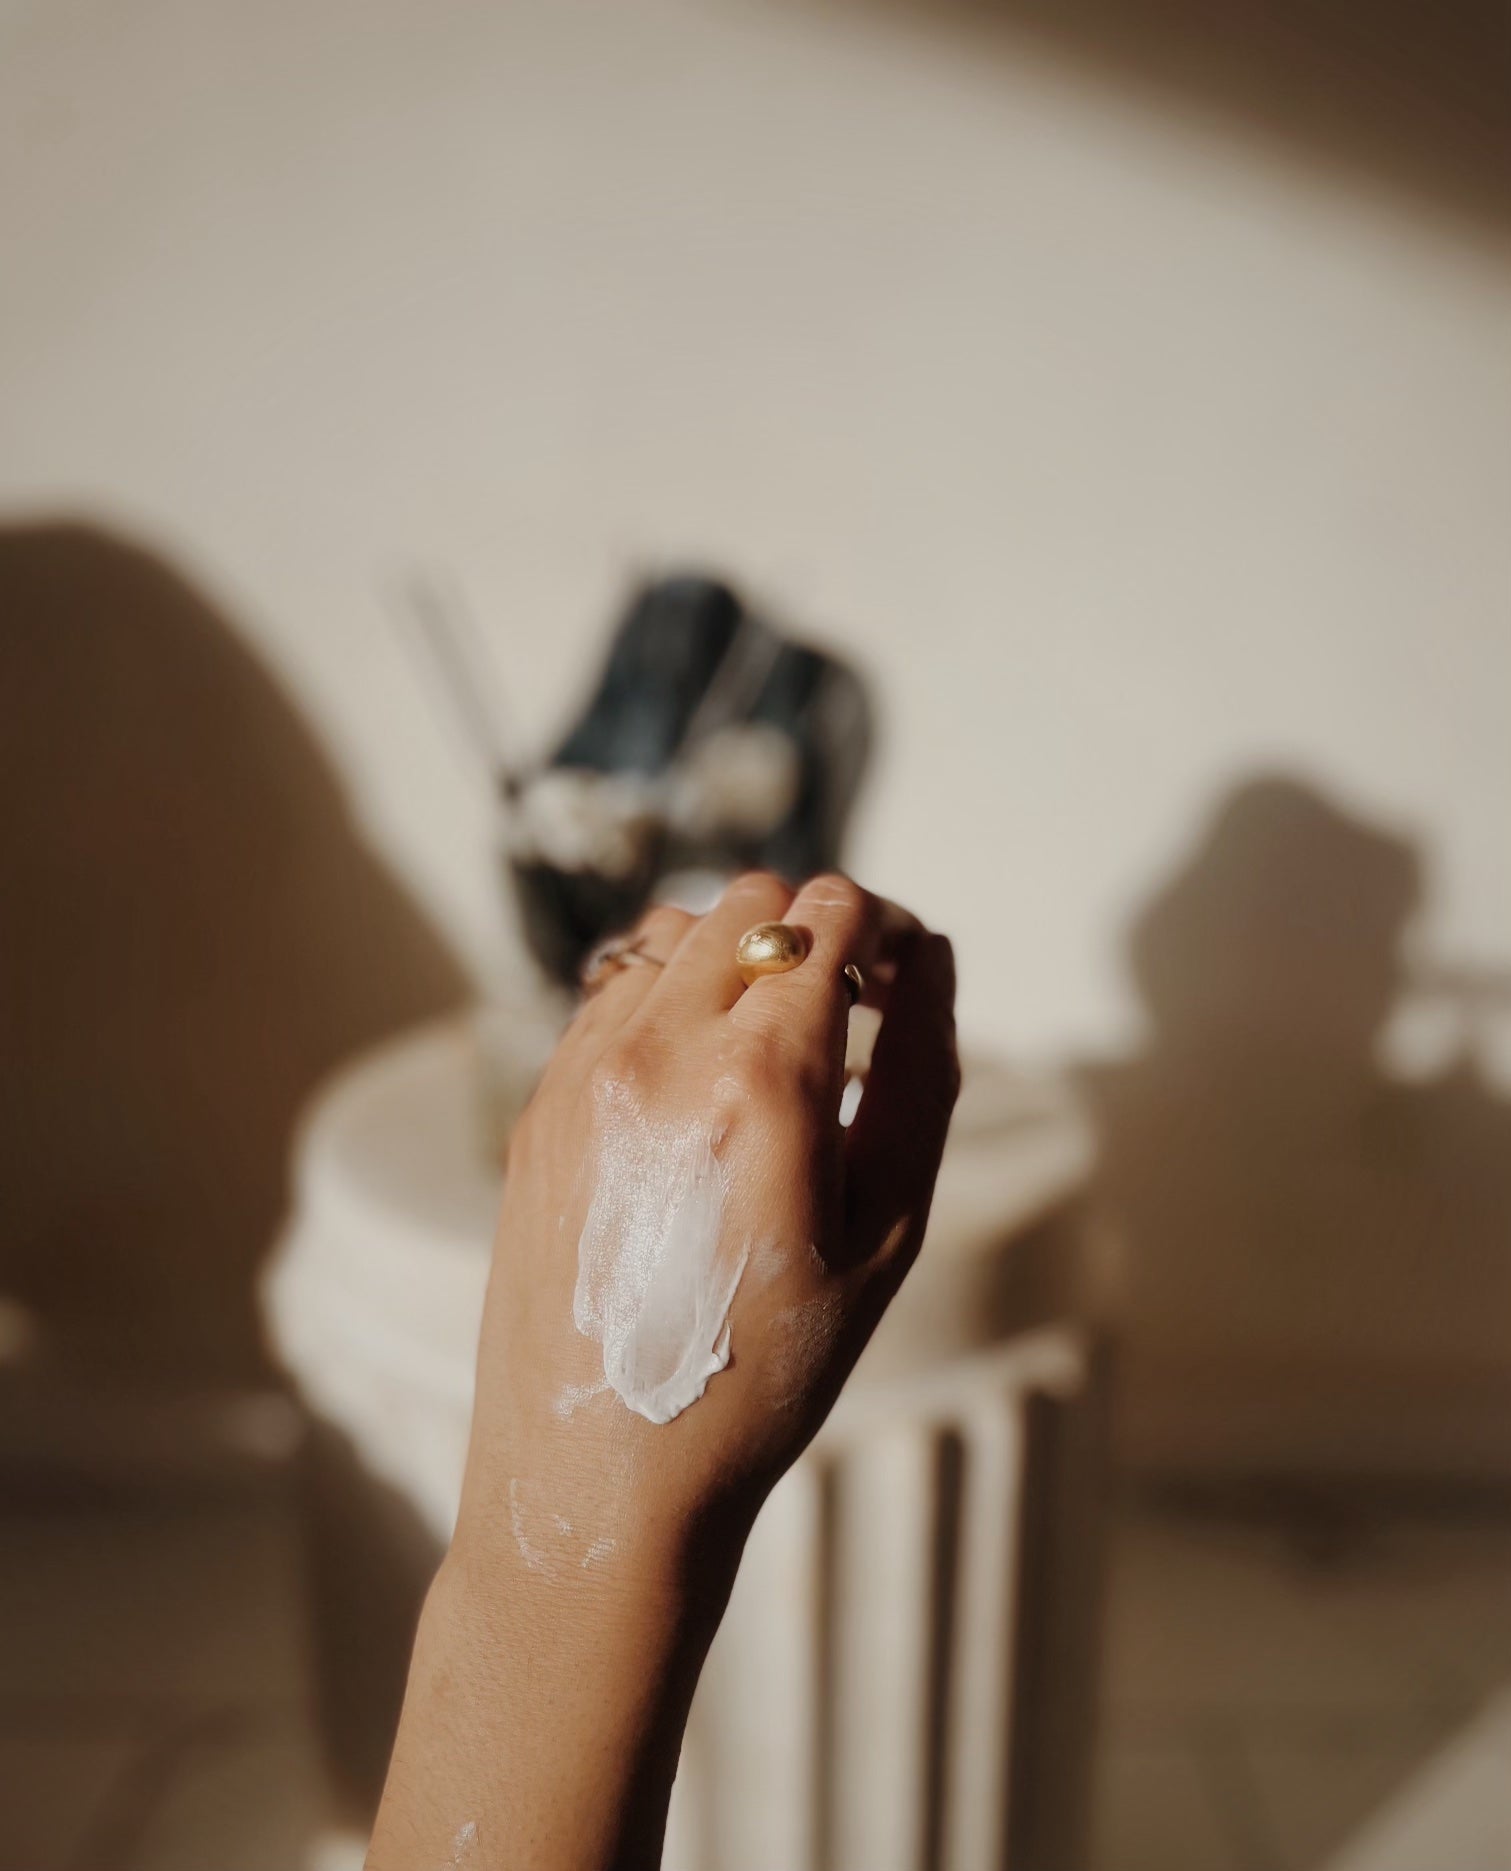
[579,933,666,994]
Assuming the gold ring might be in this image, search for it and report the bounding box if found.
[580,932,665,994]
[735,921,810,986]
[843,962,864,1005]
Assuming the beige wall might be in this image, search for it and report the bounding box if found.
[3,0,1507,1064]
[4,0,1509,1466]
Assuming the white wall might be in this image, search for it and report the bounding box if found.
[3,0,1508,1064]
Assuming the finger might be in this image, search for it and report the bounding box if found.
[572,903,698,1038]
[729,873,918,1077]
[650,869,794,1012]
[841,932,959,1277]
[850,895,924,1008]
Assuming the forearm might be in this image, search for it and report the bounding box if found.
[363,878,956,1866]
[365,1516,734,1871]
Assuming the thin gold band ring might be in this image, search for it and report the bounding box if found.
[579,932,666,994]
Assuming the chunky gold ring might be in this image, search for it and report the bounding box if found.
[735,921,810,986]
[580,932,666,994]
[842,962,865,1005]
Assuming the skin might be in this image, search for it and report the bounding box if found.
[367,870,959,1871]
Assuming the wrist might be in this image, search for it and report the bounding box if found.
[435,1514,688,1656]
[445,1428,762,1640]
[371,1518,722,1871]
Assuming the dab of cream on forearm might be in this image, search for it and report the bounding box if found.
[446,1819,479,1867]
[573,1083,746,1425]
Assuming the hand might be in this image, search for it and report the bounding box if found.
[368,871,958,1871]
[461,868,960,1575]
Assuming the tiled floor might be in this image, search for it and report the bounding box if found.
[1,1473,1508,1869]
[1091,1505,1511,1870]
[0,1485,323,1871]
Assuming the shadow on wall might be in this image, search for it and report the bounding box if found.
[837,0,1511,234]
[1080,775,1511,1484]
[0,520,468,1390]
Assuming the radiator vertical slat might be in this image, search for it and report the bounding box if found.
[831,1428,937,1871]
[698,1458,825,1871]
[942,1397,1026,1871]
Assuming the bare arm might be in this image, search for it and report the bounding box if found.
[367,870,959,1870]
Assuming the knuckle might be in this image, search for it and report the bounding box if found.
[806,871,869,924]
[714,1025,782,1097]
[736,1041,792,1105]
[587,1037,648,1101]
[707,1072,752,1131]
[637,904,692,953]
[790,1050,838,1111]
[726,868,790,903]
[730,1020,829,1105]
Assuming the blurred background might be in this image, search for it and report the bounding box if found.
[2,1,1509,1867]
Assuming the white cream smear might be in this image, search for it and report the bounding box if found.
[444,1819,478,1867]
[573,1090,747,1425]
[507,1478,551,1572]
